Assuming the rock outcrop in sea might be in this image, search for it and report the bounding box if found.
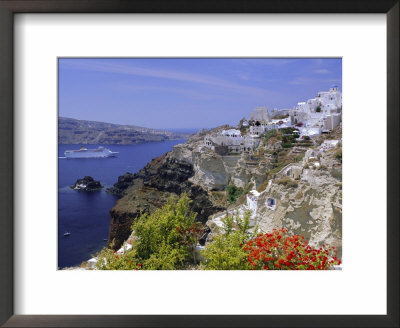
[71,176,103,191]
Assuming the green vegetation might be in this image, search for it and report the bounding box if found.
[316,106,321,113]
[97,193,202,270]
[201,211,254,270]
[95,195,341,270]
[263,129,278,144]
[295,155,304,162]
[278,128,301,148]
[280,127,297,135]
[96,247,140,270]
[281,142,293,148]
[201,233,247,270]
[226,184,244,204]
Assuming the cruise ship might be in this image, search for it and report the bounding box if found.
[64,146,118,158]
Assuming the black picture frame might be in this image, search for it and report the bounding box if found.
[0,1,398,327]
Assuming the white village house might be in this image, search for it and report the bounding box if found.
[290,85,342,132]
[204,86,342,152]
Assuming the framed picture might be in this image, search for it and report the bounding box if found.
[0,1,398,327]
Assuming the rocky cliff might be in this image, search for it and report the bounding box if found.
[171,126,273,191]
[107,153,225,250]
[107,123,342,257]
[207,139,343,259]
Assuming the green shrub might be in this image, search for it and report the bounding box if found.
[202,211,254,270]
[226,184,244,204]
[281,127,297,135]
[263,129,278,144]
[201,232,247,270]
[96,248,141,270]
[131,194,197,267]
[97,193,201,270]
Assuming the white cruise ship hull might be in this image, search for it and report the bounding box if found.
[64,147,118,158]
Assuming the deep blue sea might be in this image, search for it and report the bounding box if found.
[58,140,187,268]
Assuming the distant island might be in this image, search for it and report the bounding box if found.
[58,117,192,144]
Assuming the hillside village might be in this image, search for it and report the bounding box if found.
[197,86,343,262]
[78,86,343,270]
[203,85,342,154]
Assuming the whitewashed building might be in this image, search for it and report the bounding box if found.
[249,124,265,136]
[242,135,261,151]
[290,86,342,132]
[204,129,242,150]
[323,113,341,131]
[321,139,340,150]
[249,106,270,121]
[247,190,260,216]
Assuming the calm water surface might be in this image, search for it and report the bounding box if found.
[58,140,186,268]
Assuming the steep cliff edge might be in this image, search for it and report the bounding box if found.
[107,153,225,250]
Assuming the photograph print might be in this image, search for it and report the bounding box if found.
[58,58,342,270]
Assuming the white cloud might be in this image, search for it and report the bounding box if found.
[315,69,331,74]
[60,59,282,100]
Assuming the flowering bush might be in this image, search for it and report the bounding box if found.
[243,228,340,270]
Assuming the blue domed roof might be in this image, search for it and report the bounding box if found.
[331,84,339,88]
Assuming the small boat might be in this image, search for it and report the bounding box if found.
[64,232,71,237]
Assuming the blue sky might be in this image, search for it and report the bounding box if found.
[58,58,341,129]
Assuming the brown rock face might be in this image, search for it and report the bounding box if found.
[107,153,224,250]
